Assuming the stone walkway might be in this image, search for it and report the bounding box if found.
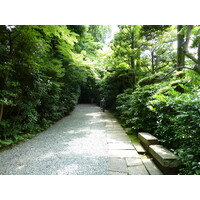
[102,111,163,175]
[0,104,162,175]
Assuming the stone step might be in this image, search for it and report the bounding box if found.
[149,144,181,175]
[142,158,163,175]
[138,132,158,151]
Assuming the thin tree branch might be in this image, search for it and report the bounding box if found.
[160,66,196,81]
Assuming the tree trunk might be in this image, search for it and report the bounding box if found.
[184,25,200,75]
[130,31,135,69]
[0,104,3,122]
[151,51,155,74]
[198,41,200,64]
[177,25,185,69]
[130,31,136,85]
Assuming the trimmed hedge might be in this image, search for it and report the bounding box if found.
[116,76,200,174]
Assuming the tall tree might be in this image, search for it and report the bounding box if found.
[183,25,200,75]
[177,25,185,69]
[141,26,176,74]
[110,25,142,87]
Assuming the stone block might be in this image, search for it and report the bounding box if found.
[149,145,181,174]
[149,145,180,168]
[138,132,158,150]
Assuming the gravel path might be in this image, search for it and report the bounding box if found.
[0,104,109,175]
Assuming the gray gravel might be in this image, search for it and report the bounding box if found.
[0,104,109,175]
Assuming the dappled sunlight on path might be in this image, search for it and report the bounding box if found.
[0,104,161,175]
[0,104,109,175]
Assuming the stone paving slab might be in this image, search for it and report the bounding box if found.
[107,134,130,139]
[128,165,149,175]
[126,157,143,166]
[142,158,163,175]
[108,150,139,158]
[103,110,163,176]
[133,143,146,153]
[108,143,135,150]
[106,131,126,135]
[108,171,128,175]
[107,134,129,139]
[106,124,123,128]
[107,137,131,143]
[108,158,128,173]
[107,130,125,134]
[106,127,124,131]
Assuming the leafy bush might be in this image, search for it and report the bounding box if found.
[150,89,200,174]
[115,72,200,174]
[116,84,160,133]
[115,88,133,127]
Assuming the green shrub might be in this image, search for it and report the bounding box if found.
[150,89,200,174]
[116,84,160,133]
[115,73,200,174]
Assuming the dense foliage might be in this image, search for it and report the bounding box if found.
[115,71,200,174]
[1,25,200,174]
[102,25,200,174]
[0,25,111,147]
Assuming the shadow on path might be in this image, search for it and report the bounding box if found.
[0,104,109,175]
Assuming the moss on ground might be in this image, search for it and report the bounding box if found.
[127,134,140,144]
